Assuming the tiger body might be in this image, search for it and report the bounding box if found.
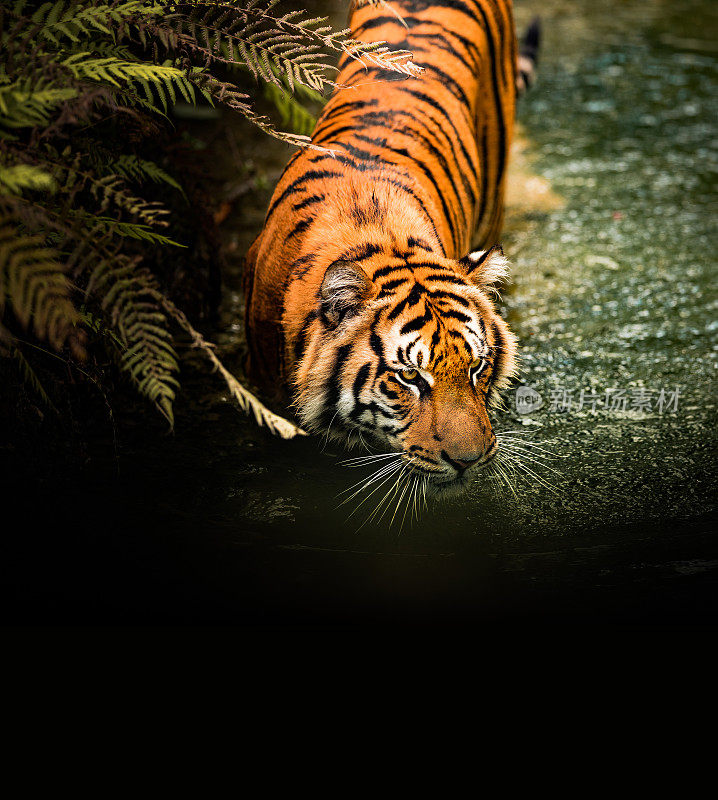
[245,0,520,495]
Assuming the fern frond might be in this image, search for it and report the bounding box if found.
[75,213,184,247]
[0,163,56,195]
[237,1,422,77]
[111,155,185,198]
[0,79,78,133]
[353,0,408,29]
[88,257,178,425]
[60,53,203,110]
[164,1,422,97]
[89,176,171,226]
[41,154,172,227]
[193,71,332,152]
[0,216,78,350]
[150,288,307,439]
[11,343,59,413]
[20,1,163,46]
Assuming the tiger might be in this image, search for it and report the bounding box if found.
[244,0,538,497]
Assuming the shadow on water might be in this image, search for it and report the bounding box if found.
[3,0,716,625]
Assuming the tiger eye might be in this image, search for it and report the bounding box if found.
[470,358,484,370]
[402,368,419,380]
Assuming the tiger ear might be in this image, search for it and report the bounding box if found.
[459,245,510,292]
[320,260,373,327]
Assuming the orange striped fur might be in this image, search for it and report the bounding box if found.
[245,0,520,495]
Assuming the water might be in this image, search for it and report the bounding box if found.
[4,0,716,624]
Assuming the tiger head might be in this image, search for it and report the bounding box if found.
[293,245,517,497]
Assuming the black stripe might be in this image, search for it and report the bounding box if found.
[341,106,475,203]
[292,194,324,212]
[406,107,477,201]
[354,133,460,253]
[313,124,355,144]
[422,273,467,285]
[316,98,379,128]
[353,362,371,401]
[409,29,481,74]
[478,124,490,235]
[353,14,423,35]
[340,242,382,262]
[388,282,424,321]
[320,342,353,427]
[396,111,479,210]
[397,87,479,176]
[293,310,317,365]
[369,328,391,377]
[265,170,342,224]
[407,236,433,252]
[379,278,408,292]
[406,336,421,359]
[381,383,400,401]
[429,289,471,307]
[285,216,314,243]
[483,0,508,88]
[442,309,472,324]
[420,61,472,110]
[404,31,476,74]
[308,150,393,175]
[376,175,447,255]
[358,49,472,111]
[395,0,477,19]
[488,320,506,393]
[401,307,434,335]
[372,264,405,280]
[288,253,316,282]
[394,122,471,230]
[333,140,382,165]
[474,2,508,187]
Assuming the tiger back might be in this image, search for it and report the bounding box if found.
[244,0,520,496]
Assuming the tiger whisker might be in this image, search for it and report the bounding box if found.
[398,474,418,533]
[320,411,340,453]
[347,460,406,520]
[338,460,401,505]
[340,449,398,462]
[497,436,563,457]
[498,446,560,470]
[338,457,402,504]
[498,443,556,462]
[375,458,416,525]
[500,451,561,496]
[362,460,411,528]
[357,430,372,454]
[499,446,564,477]
[411,477,420,523]
[497,433,557,446]
[339,451,401,467]
[488,466,503,494]
[390,469,414,532]
[494,458,519,499]
[497,437,558,455]
[338,457,400,493]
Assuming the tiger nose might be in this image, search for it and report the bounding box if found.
[440,450,482,472]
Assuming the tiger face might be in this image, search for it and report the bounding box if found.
[293,246,517,497]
